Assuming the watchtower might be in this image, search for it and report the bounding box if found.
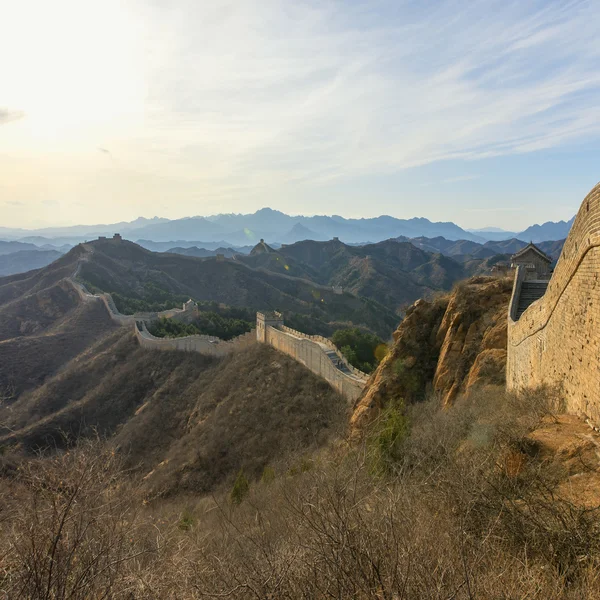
[510,243,552,280]
[183,299,198,312]
[256,311,284,342]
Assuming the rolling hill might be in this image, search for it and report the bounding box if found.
[239,238,480,313]
[66,238,398,337]
[0,249,64,276]
[0,247,347,497]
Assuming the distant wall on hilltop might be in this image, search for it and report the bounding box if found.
[69,276,255,355]
[507,182,600,425]
[69,278,197,325]
[68,278,135,325]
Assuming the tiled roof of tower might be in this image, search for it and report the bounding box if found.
[511,242,552,263]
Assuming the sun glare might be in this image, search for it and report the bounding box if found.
[1,0,146,148]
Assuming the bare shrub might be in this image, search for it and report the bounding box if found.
[143,385,600,599]
[3,385,600,598]
[0,440,153,599]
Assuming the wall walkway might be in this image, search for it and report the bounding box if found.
[68,261,367,399]
[257,314,368,402]
[67,276,256,355]
[134,321,256,356]
[507,182,600,425]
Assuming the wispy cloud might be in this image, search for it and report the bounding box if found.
[443,175,481,184]
[2,0,600,226]
[4,200,24,207]
[133,0,600,191]
[420,174,481,187]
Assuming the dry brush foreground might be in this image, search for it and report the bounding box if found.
[3,386,600,599]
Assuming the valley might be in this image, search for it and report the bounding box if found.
[0,196,597,599]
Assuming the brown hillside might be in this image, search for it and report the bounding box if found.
[0,262,117,401]
[1,336,346,497]
[247,238,469,313]
[75,238,397,337]
[0,245,82,305]
[351,276,513,431]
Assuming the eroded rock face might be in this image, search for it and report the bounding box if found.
[351,277,513,433]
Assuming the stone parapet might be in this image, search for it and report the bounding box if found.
[507,182,600,425]
[263,325,366,402]
[279,324,368,380]
[134,322,256,356]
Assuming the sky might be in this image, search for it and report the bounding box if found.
[1,0,599,231]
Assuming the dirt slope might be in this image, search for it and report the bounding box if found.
[1,333,346,497]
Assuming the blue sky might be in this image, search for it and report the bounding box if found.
[1,0,599,230]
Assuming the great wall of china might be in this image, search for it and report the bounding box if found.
[67,272,368,401]
[66,180,600,412]
[507,182,600,425]
[256,312,367,401]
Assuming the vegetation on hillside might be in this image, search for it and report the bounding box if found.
[75,239,398,337]
[148,312,254,341]
[4,387,600,598]
[0,339,347,498]
[112,284,191,314]
[332,327,387,373]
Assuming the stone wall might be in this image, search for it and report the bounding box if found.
[68,278,136,325]
[135,322,256,356]
[278,325,368,380]
[507,182,600,424]
[68,278,197,325]
[69,276,255,355]
[69,271,365,399]
[261,323,367,402]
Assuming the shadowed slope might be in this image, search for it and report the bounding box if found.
[1,337,346,497]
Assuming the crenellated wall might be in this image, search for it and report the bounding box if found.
[68,278,197,325]
[278,325,369,380]
[68,267,366,400]
[263,325,367,402]
[68,276,256,354]
[134,322,256,355]
[507,182,600,425]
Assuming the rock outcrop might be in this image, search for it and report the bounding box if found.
[351,276,513,432]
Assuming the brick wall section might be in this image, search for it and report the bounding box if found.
[507,182,600,424]
[70,267,366,400]
[263,325,366,402]
[69,277,198,325]
[278,325,368,380]
[68,276,256,355]
[135,322,256,356]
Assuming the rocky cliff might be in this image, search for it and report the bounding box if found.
[351,276,512,431]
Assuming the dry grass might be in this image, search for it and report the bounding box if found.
[3,386,600,599]
[1,341,348,500]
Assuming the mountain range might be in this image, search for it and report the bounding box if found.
[1,209,575,246]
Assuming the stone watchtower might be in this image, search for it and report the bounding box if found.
[256,311,284,342]
[510,243,552,280]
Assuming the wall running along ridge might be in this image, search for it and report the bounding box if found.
[135,321,256,356]
[67,277,257,354]
[507,182,600,425]
[69,270,366,399]
[256,312,368,402]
